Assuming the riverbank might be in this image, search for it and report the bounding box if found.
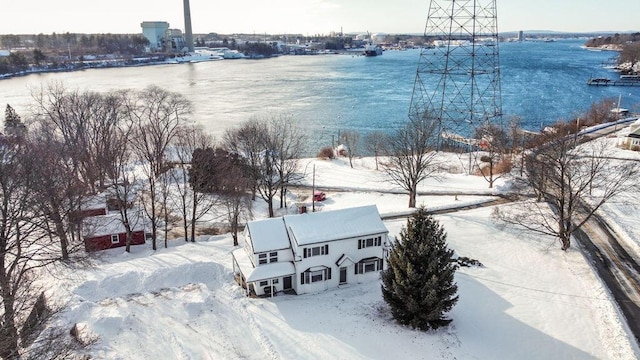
[0,50,369,81]
[0,55,181,80]
[584,44,624,52]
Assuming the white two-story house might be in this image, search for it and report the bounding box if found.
[232,205,389,297]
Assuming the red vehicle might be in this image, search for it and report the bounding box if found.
[313,191,326,202]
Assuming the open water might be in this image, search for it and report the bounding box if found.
[0,39,638,155]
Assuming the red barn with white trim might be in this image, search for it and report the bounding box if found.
[82,212,146,252]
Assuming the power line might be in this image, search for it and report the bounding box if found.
[458,271,611,302]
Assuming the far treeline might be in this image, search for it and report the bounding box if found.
[585,32,640,69]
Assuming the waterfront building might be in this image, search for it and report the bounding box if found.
[166,29,186,52]
[141,21,170,52]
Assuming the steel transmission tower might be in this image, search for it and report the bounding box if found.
[409,0,502,143]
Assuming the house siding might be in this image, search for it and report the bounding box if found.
[292,233,386,295]
[85,231,145,252]
[255,248,294,265]
[235,205,389,297]
[80,208,108,218]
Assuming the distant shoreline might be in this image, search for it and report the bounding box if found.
[0,56,179,81]
[584,44,624,52]
[0,51,369,81]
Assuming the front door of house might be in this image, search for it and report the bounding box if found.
[340,267,347,284]
[283,276,292,290]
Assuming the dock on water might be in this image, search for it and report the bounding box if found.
[587,77,640,87]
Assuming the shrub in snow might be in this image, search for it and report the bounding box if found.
[381,207,459,331]
[317,146,335,159]
[456,256,483,268]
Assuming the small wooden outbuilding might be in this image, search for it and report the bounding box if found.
[82,212,146,251]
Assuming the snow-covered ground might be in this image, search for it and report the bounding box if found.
[52,155,640,359]
[594,135,640,261]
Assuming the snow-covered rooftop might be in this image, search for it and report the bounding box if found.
[82,211,146,237]
[232,248,295,282]
[284,204,388,246]
[80,193,107,211]
[246,217,290,253]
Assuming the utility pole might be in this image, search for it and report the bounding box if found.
[312,164,316,212]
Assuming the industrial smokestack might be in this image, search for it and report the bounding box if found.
[183,0,194,52]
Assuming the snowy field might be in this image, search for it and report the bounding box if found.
[52,155,640,359]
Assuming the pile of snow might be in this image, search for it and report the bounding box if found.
[48,156,638,359]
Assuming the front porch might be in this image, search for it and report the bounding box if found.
[232,248,296,297]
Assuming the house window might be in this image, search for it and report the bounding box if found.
[311,271,324,282]
[111,234,119,244]
[300,267,332,284]
[258,252,278,264]
[355,258,383,274]
[260,280,268,286]
[358,236,382,249]
[272,278,279,284]
[365,262,376,272]
[303,244,329,258]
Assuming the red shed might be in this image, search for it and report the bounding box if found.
[82,212,146,252]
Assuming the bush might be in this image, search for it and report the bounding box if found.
[456,256,483,267]
[478,158,513,176]
[494,158,513,174]
[317,146,335,159]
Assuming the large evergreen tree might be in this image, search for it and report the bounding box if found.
[381,207,459,330]
[3,104,26,136]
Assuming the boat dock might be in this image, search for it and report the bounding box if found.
[587,77,640,87]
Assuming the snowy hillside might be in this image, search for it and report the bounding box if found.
[52,156,639,359]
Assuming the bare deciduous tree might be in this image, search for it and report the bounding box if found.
[0,135,63,358]
[340,130,359,169]
[224,115,304,218]
[188,146,252,244]
[30,83,128,194]
[473,123,512,188]
[28,128,87,261]
[157,169,173,248]
[213,149,253,246]
[103,119,141,253]
[126,85,191,250]
[364,131,387,170]
[582,97,618,126]
[255,138,279,218]
[382,115,442,208]
[496,134,639,250]
[172,125,217,243]
[270,115,305,210]
[222,118,264,202]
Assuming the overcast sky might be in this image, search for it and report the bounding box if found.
[1,0,639,35]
